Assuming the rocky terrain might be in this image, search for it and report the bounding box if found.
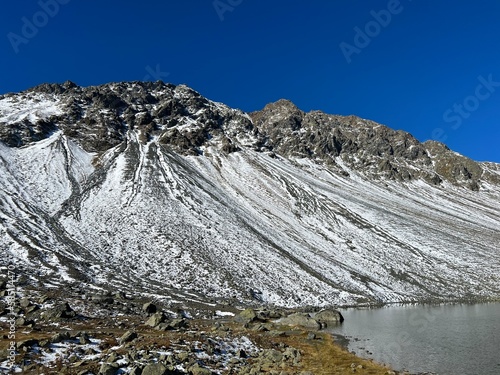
[0,81,499,372]
[0,277,439,374]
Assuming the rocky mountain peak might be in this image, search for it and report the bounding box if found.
[0,81,497,190]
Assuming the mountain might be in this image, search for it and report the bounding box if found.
[1,81,499,308]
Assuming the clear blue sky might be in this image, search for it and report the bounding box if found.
[1,0,499,162]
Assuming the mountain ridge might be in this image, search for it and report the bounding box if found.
[1,81,499,308]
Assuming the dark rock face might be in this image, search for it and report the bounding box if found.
[0,81,493,190]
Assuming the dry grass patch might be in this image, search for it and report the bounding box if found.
[280,332,393,375]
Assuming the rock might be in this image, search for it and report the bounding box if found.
[25,305,39,314]
[99,362,119,375]
[38,295,50,304]
[129,367,143,375]
[168,318,187,330]
[51,331,71,343]
[155,323,171,331]
[141,363,169,375]
[234,308,257,324]
[15,317,27,326]
[283,347,301,363]
[176,351,189,362]
[79,332,91,345]
[261,348,283,363]
[113,291,127,300]
[315,309,344,325]
[107,352,120,363]
[120,330,138,344]
[307,332,316,340]
[85,347,98,355]
[19,297,31,308]
[142,302,157,314]
[17,339,39,349]
[251,323,270,332]
[92,295,114,304]
[278,313,321,330]
[145,312,166,327]
[42,302,76,320]
[189,364,213,375]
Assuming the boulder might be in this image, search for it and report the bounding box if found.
[168,318,188,330]
[142,302,157,314]
[99,363,119,375]
[42,302,76,320]
[278,313,321,330]
[142,363,170,375]
[145,312,166,327]
[120,330,138,344]
[315,309,344,325]
[189,364,213,375]
[234,308,257,324]
[16,339,39,350]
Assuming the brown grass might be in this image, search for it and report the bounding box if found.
[279,332,393,375]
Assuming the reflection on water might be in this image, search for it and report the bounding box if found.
[329,303,500,375]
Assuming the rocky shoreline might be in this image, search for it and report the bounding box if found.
[0,281,429,374]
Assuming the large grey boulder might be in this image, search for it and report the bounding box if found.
[234,308,257,324]
[278,313,321,330]
[315,309,344,325]
[145,312,166,327]
[41,302,76,321]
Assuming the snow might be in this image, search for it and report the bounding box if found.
[0,94,62,124]
[215,310,235,317]
[0,87,499,307]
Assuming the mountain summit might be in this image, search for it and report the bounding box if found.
[1,81,499,307]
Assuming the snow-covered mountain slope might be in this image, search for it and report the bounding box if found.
[1,82,499,307]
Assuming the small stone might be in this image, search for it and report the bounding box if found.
[176,351,189,362]
[38,295,50,304]
[26,305,39,314]
[79,332,91,345]
[51,331,71,343]
[113,291,127,300]
[168,318,187,330]
[107,352,119,363]
[142,363,169,375]
[189,364,213,375]
[99,362,119,375]
[307,332,316,340]
[120,330,138,344]
[17,339,38,349]
[129,367,143,375]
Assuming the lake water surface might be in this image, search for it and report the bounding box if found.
[329,302,500,375]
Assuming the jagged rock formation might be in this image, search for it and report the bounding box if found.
[0,81,499,307]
